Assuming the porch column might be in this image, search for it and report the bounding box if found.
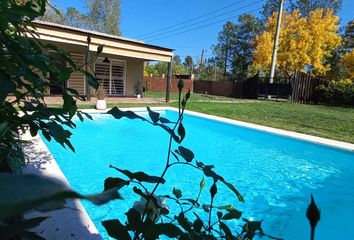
[85,36,91,101]
[165,61,172,103]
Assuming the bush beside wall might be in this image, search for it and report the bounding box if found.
[317,82,354,106]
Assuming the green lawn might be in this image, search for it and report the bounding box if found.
[178,101,354,144]
[144,91,238,102]
[50,94,354,143]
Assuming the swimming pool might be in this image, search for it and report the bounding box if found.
[41,108,354,239]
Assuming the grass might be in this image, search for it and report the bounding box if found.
[144,91,238,102]
[49,93,354,143]
[179,101,354,144]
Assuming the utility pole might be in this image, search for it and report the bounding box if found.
[269,0,284,84]
[199,49,205,78]
[223,36,229,81]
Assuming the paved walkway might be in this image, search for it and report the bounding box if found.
[7,96,165,105]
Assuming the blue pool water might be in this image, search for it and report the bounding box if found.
[41,110,354,239]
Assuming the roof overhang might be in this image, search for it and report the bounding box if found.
[32,21,174,62]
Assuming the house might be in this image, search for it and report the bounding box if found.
[33,21,174,100]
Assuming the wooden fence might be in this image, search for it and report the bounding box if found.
[290,71,329,104]
[145,72,330,105]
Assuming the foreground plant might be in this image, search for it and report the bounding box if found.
[0,0,102,172]
[0,1,118,238]
[103,80,280,240]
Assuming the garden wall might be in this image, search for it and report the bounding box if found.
[144,77,236,96]
[144,77,193,93]
[193,80,236,96]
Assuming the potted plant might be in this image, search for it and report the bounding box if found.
[134,81,144,98]
[96,86,107,110]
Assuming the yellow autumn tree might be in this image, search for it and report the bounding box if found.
[341,49,354,81]
[252,8,341,77]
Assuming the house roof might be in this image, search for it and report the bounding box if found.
[33,21,174,62]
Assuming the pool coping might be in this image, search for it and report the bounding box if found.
[22,133,102,239]
[81,107,354,152]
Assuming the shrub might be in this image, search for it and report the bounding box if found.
[317,81,354,106]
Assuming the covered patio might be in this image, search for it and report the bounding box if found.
[32,21,175,102]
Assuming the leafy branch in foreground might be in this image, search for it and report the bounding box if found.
[0,173,120,239]
[0,1,110,238]
[104,80,281,240]
[0,0,102,173]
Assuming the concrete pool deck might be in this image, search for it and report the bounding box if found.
[23,134,102,240]
[23,107,354,239]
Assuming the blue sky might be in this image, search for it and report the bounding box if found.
[53,0,353,62]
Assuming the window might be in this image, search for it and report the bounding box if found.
[95,59,126,95]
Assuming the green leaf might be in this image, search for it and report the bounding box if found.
[159,117,173,124]
[110,165,165,184]
[200,177,205,189]
[172,187,182,199]
[126,208,142,230]
[222,180,244,202]
[102,219,131,240]
[185,90,191,101]
[62,92,77,118]
[219,221,234,239]
[84,71,99,89]
[147,107,160,123]
[177,79,184,93]
[177,123,186,143]
[0,77,16,102]
[306,194,321,230]
[151,223,183,238]
[197,162,244,202]
[157,124,180,143]
[202,204,210,213]
[47,122,75,152]
[176,146,194,162]
[0,173,121,219]
[57,67,73,82]
[193,219,203,233]
[210,183,217,198]
[177,213,192,231]
[97,45,104,55]
[107,107,146,121]
[29,122,39,137]
[222,209,242,220]
[104,177,130,191]
[215,205,234,211]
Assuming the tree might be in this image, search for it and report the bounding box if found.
[40,0,122,35]
[231,14,262,80]
[261,0,342,20]
[343,20,354,51]
[261,0,290,21]
[183,55,194,74]
[86,0,121,35]
[291,0,342,16]
[253,9,341,77]
[173,55,181,65]
[41,2,66,24]
[64,7,90,29]
[212,21,238,80]
[341,50,354,81]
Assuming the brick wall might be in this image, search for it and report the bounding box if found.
[144,77,193,93]
[193,80,236,97]
[144,77,238,97]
